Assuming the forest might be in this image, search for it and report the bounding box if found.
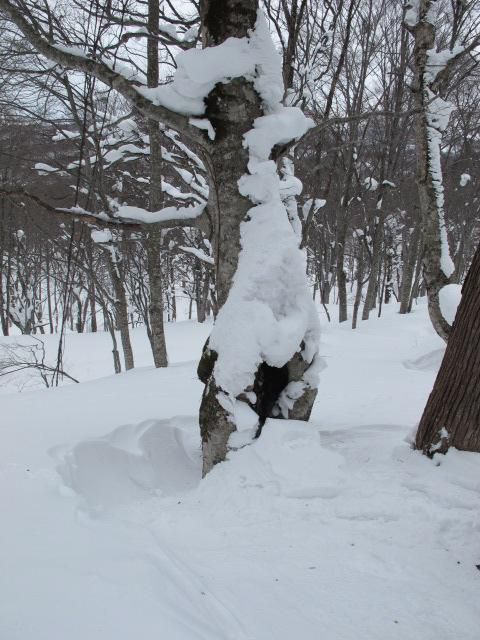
[0,1,479,639]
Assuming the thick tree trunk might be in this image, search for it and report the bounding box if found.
[199,3,264,474]
[198,0,319,475]
[415,242,480,455]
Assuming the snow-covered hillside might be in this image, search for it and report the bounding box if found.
[1,301,479,640]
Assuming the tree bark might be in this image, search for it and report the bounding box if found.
[408,3,453,341]
[352,244,365,330]
[415,242,480,455]
[145,0,168,368]
[399,224,420,314]
[198,0,318,475]
[362,211,384,321]
[336,209,348,324]
[107,251,135,371]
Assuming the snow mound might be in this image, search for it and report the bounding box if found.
[55,417,201,510]
[202,419,344,500]
[404,348,445,371]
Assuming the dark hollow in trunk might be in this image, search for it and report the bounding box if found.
[253,362,289,438]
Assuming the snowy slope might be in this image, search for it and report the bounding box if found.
[1,300,479,640]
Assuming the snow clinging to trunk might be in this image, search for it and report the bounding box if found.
[207,12,320,407]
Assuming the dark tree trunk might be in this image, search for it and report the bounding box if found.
[362,212,384,321]
[415,243,480,455]
[336,209,348,323]
[146,0,168,368]
[352,244,365,330]
[146,229,168,367]
[108,254,135,371]
[399,224,420,314]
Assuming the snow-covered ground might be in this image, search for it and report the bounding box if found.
[1,299,479,640]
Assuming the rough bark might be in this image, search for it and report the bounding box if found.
[415,242,480,455]
[198,0,318,475]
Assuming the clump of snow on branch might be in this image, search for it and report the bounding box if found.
[91,229,113,244]
[439,283,462,325]
[208,13,319,407]
[279,157,303,238]
[179,246,214,265]
[302,198,326,219]
[404,1,420,28]
[460,173,471,187]
[364,177,379,191]
[137,11,284,117]
[113,203,205,225]
[425,46,464,84]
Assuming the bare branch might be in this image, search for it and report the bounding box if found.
[0,0,208,146]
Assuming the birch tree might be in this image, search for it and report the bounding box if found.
[404,0,480,341]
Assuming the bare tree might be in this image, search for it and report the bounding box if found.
[405,0,480,341]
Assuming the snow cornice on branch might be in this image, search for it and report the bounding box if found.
[0,188,210,234]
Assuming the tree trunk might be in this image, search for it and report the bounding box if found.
[145,0,168,368]
[408,4,454,341]
[352,244,365,330]
[146,230,168,367]
[197,0,319,475]
[104,309,122,374]
[195,265,210,323]
[198,3,264,473]
[108,251,135,371]
[336,208,348,323]
[362,212,384,320]
[399,224,420,314]
[415,242,480,455]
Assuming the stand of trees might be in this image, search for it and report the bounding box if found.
[0,0,479,470]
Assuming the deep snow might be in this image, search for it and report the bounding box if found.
[1,299,479,640]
